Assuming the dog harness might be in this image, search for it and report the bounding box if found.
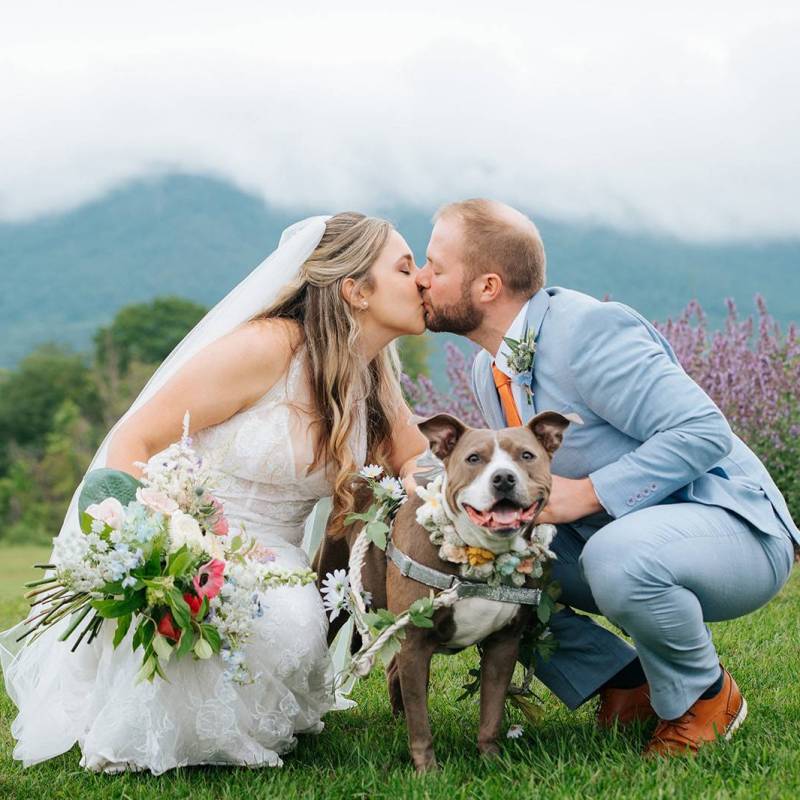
[385,540,543,606]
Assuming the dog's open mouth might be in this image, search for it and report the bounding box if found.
[464,497,544,531]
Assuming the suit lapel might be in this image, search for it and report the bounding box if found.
[474,352,506,429]
[519,289,551,425]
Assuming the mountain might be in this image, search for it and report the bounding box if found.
[1,173,798,379]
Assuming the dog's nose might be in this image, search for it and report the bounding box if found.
[491,470,517,493]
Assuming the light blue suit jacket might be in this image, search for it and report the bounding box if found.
[471,287,800,546]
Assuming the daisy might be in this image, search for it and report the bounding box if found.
[321,569,351,622]
[506,724,524,739]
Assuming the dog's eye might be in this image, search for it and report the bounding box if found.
[466,453,481,464]
[521,451,536,461]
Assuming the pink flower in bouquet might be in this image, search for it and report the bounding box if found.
[210,498,229,536]
[193,559,226,599]
[212,515,229,536]
[86,497,125,530]
[157,610,182,642]
[516,558,534,575]
[136,487,179,515]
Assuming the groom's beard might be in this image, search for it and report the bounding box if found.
[423,284,484,334]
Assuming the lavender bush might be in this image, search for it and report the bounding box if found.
[402,297,800,520]
[655,296,800,520]
[401,341,486,428]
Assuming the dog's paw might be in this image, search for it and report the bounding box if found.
[413,757,439,774]
[478,741,501,760]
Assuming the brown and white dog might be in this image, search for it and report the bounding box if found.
[314,410,575,773]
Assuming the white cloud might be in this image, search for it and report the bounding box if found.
[1,0,799,240]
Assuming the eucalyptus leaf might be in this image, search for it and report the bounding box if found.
[78,468,142,517]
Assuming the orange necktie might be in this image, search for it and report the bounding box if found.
[492,363,522,427]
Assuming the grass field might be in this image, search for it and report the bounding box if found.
[1,544,798,800]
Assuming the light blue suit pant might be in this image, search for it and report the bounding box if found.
[539,503,794,720]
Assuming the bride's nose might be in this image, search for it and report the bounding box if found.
[415,264,431,288]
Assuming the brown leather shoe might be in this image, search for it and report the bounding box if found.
[644,668,747,757]
[597,682,657,728]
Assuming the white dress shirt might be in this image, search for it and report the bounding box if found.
[493,299,531,417]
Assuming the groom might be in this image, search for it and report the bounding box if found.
[415,199,798,757]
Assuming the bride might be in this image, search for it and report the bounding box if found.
[0,212,429,773]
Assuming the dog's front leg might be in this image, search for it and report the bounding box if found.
[396,634,439,773]
[477,629,521,758]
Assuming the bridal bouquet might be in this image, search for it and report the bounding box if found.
[20,414,316,684]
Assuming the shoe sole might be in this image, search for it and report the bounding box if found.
[724,697,748,741]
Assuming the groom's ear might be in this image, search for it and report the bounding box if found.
[475,272,504,304]
[418,414,469,460]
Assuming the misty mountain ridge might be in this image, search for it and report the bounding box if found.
[1,173,798,375]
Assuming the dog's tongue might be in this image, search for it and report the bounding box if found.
[491,506,521,527]
[466,501,539,530]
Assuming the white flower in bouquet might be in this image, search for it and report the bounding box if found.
[320,569,350,621]
[168,510,205,553]
[379,476,405,501]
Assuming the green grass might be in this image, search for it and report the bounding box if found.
[1,544,798,800]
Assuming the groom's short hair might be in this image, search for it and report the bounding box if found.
[434,199,546,296]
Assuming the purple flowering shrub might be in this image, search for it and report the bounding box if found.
[401,297,800,520]
[655,297,800,521]
[401,341,486,428]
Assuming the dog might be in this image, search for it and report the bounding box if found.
[314,410,575,773]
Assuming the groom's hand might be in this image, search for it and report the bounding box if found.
[537,476,604,525]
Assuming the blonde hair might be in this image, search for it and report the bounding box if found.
[255,212,402,537]
[435,199,546,295]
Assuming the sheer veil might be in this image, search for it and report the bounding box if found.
[50,214,331,554]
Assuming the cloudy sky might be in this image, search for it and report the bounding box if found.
[2,1,799,240]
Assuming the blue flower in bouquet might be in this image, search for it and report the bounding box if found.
[497,554,521,576]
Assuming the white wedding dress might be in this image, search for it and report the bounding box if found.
[1,345,364,773]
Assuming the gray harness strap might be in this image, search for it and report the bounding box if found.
[385,541,542,606]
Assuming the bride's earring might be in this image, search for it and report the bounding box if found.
[361,301,368,310]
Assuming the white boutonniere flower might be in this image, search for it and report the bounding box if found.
[502,328,537,405]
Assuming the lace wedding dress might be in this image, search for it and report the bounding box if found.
[1,346,364,773]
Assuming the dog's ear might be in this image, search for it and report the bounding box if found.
[528,411,582,457]
[418,414,469,460]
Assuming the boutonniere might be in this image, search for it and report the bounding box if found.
[502,328,537,405]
